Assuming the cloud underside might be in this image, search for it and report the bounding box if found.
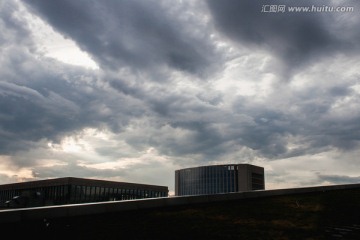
[0,0,359,190]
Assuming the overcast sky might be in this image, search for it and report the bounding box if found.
[1,0,360,194]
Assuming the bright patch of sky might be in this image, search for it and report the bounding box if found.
[16,1,99,70]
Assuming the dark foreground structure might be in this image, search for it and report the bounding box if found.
[1,183,359,240]
[175,164,265,196]
[0,177,168,208]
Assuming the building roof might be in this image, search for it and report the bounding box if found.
[175,163,263,171]
[0,177,168,192]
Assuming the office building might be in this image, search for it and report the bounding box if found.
[0,177,168,208]
[175,164,264,196]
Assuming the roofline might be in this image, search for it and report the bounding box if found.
[0,177,168,191]
[175,163,263,172]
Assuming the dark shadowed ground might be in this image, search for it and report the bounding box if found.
[1,188,360,240]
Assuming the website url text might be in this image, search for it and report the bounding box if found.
[261,5,354,13]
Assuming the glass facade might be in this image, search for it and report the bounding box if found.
[175,164,264,196]
[176,165,239,196]
[0,177,168,209]
[68,184,166,204]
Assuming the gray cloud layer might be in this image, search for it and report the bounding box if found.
[25,0,219,76]
[207,0,360,75]
[0,0,359,188]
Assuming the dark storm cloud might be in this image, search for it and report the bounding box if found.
[228,77,360,159]
[0,35,146,156]
[286,81,360,153]
[0,1,360,192]
[206,0,360,72]
[1,0,218,160]
[1,0,360,189]
[0,62,116,154]
[158,121,224,157]
[24,0,218,77]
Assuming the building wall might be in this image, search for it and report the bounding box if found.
[237,164,265,191]
[175,165,238,196]
[175,164,265,196]
[0,177,168,208]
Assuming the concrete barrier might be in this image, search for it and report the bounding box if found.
[1,183,359,223]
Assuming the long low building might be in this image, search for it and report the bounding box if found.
[0,177,168,208]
